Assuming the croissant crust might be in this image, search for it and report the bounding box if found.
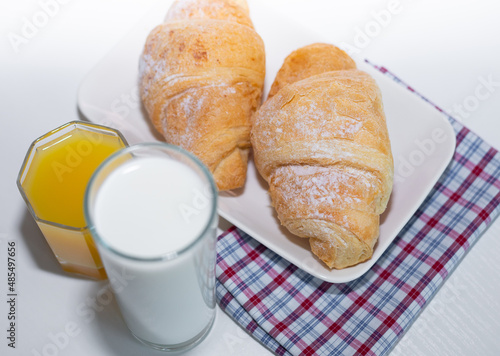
[139,0,265,190]
[251,44,393,269]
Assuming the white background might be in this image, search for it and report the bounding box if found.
[1,0,499,355]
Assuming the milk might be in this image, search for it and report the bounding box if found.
[88,153,217,349]
[94,157,213,258]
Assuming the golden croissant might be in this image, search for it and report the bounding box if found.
[139,0,265,190]
[251,43,393,269]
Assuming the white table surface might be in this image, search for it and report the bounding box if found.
[1,0,499,355]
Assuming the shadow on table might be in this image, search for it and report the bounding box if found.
[89,283,168,356]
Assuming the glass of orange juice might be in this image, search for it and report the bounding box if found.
[17,121,128,280]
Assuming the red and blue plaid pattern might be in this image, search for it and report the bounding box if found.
[215,65,500,356]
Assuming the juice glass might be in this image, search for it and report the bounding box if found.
[84,143,218,352]
[17,121,128,280]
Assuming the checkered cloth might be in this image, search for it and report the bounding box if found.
[215,65,500,356]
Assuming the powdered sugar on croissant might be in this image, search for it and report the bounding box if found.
[251,44,393,269]
[139,0,265,190]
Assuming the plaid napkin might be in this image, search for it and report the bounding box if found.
[215,65,500,356]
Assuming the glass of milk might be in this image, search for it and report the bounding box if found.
[84,142,218,352]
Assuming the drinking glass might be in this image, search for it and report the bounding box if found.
[84,142,218,352]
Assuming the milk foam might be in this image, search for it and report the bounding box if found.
[93,156,213,258]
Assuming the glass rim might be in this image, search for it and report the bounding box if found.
[83,142,219,263]
[16,120,129,231]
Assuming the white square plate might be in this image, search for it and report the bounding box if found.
[78,0,455,283]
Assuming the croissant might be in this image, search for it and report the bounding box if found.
[251,43,393,269]
[139,0,266,190]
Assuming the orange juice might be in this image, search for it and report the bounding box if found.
[17,121,128,279]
